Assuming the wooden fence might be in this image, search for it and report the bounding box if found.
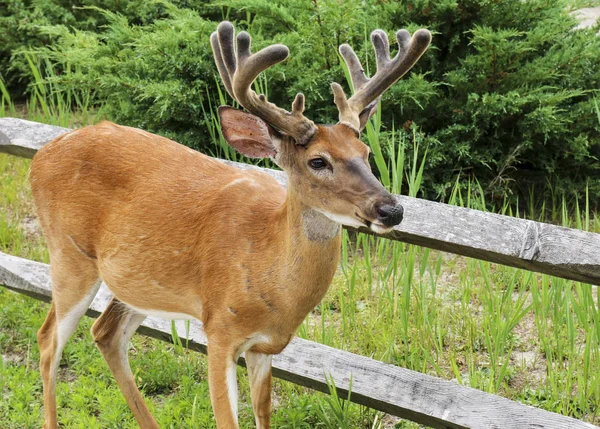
[1,117,599,429]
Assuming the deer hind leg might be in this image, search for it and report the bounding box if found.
[246,350,273,429]
[38,258,100,429]
[207,340,241,429]
[91,298,157,428]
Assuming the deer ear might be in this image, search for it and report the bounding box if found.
[218,106,281,158]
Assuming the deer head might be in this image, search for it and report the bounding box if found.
[211,22,431,234]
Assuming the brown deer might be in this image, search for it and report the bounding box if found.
[30,21,431,428]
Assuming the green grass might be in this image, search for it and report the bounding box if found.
[1,83,600,427]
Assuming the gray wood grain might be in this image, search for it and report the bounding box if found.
[1,117,599,286]
[1,251,597,429]
[0,118,69,158]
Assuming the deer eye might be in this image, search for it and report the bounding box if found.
[308,158,328,170]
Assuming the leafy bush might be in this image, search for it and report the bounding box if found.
[30,6,219,150]
[3,0,600,205]
[382,0,600,202]
[0,0,168,94]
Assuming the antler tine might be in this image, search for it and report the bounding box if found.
[210,21,237,99]
[211,21,317,145]
[335,28,432,132]
[351,29,431,111]
[339,44,369,92]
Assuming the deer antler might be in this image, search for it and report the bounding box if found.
[211,21,317,145]
[333,28,432,133]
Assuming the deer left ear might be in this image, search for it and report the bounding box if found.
[218,106,281,158]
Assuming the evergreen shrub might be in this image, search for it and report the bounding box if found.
[3,0,599,205]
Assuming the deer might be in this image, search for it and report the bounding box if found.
[29,21,431,428]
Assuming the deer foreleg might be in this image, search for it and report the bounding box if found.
[207,341,240,428]
[246,351,273,429]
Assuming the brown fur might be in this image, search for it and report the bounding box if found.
[30,118,394,428]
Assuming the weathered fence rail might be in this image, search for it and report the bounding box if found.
[1,251,596,429]
[1,117,599,429]
[2,118,599,285]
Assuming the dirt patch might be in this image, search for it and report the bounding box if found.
[58,365,78,383]
[20,215,42,239]
[2,351,26,366]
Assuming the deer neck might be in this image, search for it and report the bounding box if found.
[268,185,342,317]
[282,186,342,245]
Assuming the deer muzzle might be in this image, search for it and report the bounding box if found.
[375,199,404,227]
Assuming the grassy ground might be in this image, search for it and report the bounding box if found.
[1,115,599,426]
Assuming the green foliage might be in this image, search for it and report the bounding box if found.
[0,0,172,95]
[33,6,221,149]
[407,0,600,203]
[2,0,600,204]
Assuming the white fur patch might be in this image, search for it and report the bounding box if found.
[249,353,272,384]
[319,211,365,229]
[319,210,396,234]
[124,304,197,321]
[55,281,101,372]
[302,210,341,242]
[227,361,238,419]
[236,334,271,360]
[369,223,395,234]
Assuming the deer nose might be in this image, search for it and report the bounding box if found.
[376,201,404,227]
